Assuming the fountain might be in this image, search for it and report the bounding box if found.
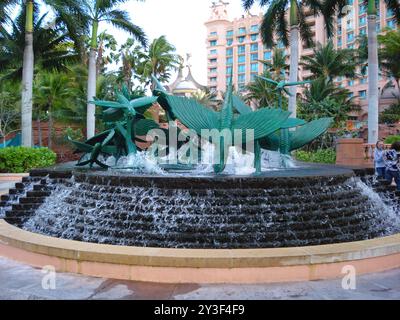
[0,76,399,283]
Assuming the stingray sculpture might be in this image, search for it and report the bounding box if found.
[70,85,159,168]
[157,77,291,173]
[232,94,333,163]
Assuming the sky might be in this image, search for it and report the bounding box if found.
[101,0,263,85]
[11,0,263,85]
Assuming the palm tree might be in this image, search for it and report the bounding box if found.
[242,0,322,118]
[137,35,180,87]
[378,29,400,98]
[245,70,283,108]
[366,0,400,143]
[243,0,353,118]
[34,71,73,149]
[300,41,357,81]
[259,48,289,80]
[0,9,78,80]
[64,0,148,139]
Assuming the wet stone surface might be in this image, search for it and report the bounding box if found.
[0,165,399,249]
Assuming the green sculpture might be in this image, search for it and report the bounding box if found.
[70,85,160,168]
[232,84,333,164]
[157,77,291,173]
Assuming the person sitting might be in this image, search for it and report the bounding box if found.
[383,141,400,191]
[374,140,386,179]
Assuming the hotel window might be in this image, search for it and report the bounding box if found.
[250,25,259,33]
[226,48,233,56]
[337,38,342,47]
[210,31,217,36]
[251,34,258,41]
[238,64,246,73]
[359,27,366,35]
[210,49,217,55]
[387,9,394,17]
[347,0,353,5]
[359,4,366,15]
[346,20,353,30]
[348,80,354,86]
[226,30,234,37]
[347,32,354,42]
[227,39,233,46]
[251,63,258,72]
[210,77,217,83]
[226,66,232,74]
[226,57,233,65]
[347,43,354,49]
[238,74,246,83]
[238,83,246,91]
[359,90,367,99]
[209,58,217,64]
[209,68,217,74]
[250,43,258,52]
[360,78,367,84]
[277,41,284,49]
[250,53,258,61]
[376,23,381,32]
[250,73,257,82]
[359,16,366,26]
[238,27,246,35]
[226,76,232,83]
[238,45,246,54]
[238,36,245,43]
[338,26,342,35]
[209,40,217,47]
[387,19,396,29]
[264,51,272,60]
[348,92,354,98]
[238,55,246,63]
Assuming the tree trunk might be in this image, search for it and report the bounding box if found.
[21,1,34,147]
[367,14,379,144]
[48,109,53,149]
[37,116,42,147]
[86,20,99,139]
[288,26,300,118]
[87,48,97,139]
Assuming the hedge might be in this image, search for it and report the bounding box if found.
[385,135,400,145]
[0,147,56,173]
[295,148,336,164]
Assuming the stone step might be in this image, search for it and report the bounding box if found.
[19,197,46,205]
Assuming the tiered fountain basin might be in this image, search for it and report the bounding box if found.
[0,164,399,283]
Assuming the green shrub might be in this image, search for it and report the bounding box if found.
[295,148,336,164]
[385,135,400,145]
[0,147,56,173]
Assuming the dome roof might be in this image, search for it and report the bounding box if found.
[174,79,198,93]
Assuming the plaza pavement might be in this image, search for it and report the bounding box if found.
[0,257,399,300]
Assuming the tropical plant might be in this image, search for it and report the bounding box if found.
[242,0,344,118]
[380,103,400,124]
[244,71,284,108]
[191,88,218,107]
[259,48,288,80]
[58,0,148,139]
[300,41,357,81]
[136,35,180,87]
[385,135,400,144]
[0,81,20,146]
[295,148,336,164]
[299,78,357,127]
[366,0,400,143]
[96,31,118,75]
[378,29,400,95]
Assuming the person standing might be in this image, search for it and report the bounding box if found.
[374,140,386,179]
[384,141,400,191]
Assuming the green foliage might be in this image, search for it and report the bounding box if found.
[300,41,357,81]
[295,148,336,164]
[385,135,400,144]
[378,29,400,90]
[380,103,400,124]
[0,147,56,173]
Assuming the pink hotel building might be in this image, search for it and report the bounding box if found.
[205,0,398,122]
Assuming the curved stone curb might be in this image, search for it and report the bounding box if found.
[1,220,400,283]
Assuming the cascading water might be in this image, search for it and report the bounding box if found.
[16,169,399,249]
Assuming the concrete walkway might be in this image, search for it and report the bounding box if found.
[0,257,399,300]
